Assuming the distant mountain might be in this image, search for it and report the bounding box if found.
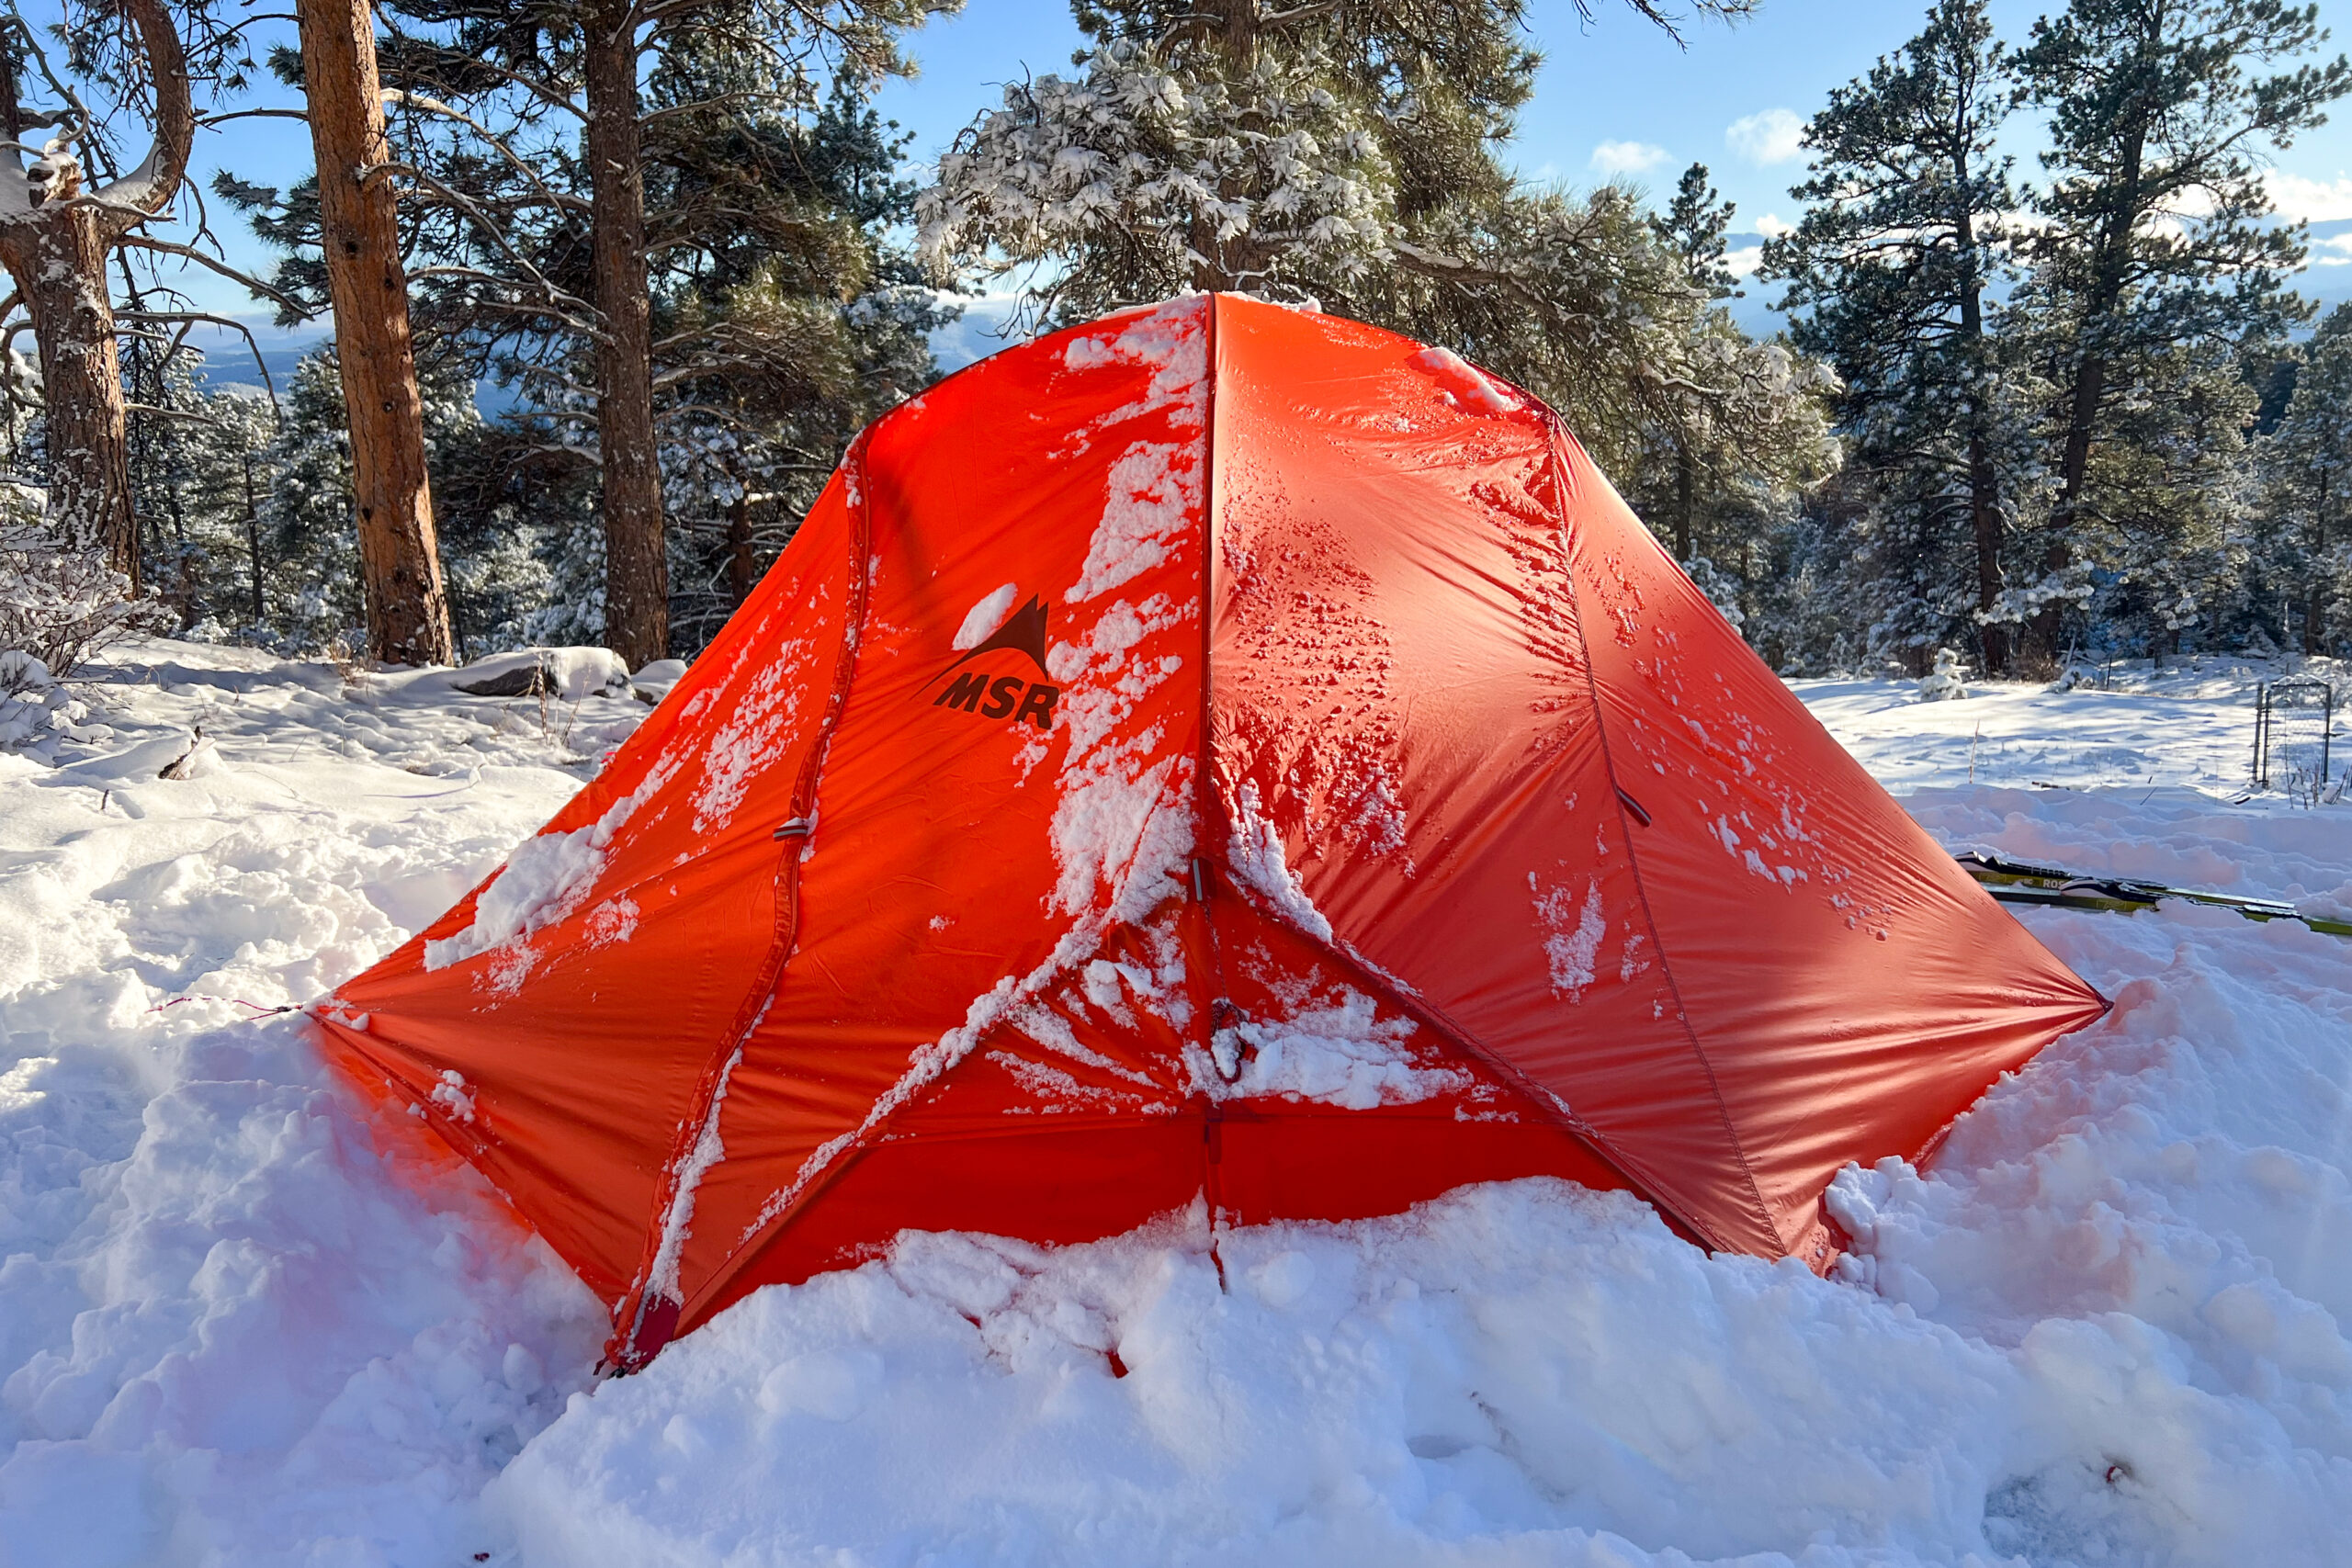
[176,320,326,398]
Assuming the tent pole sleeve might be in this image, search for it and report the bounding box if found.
[606,433,880,1371]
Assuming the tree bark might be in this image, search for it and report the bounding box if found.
[1951,113,2007,677]
[299,0,455,667]
[2311,468,2329,657]
[1965,427,2007,674]
[1674,443,1695,560]
[0,0,192,593]
[2033,116,2144,669]
[9,209,135,579]
[1214,0,1259,66]
[243,454,265,624]
[583,0,667,668]
[726,490,757,605]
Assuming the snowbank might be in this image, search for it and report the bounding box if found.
[0,642,634,1566]
[6,640,2352,1566]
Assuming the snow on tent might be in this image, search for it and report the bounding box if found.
[311,294,2109,1369]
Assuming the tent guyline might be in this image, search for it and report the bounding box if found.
[313,296,2108,1371]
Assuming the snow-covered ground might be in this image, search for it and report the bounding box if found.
[4,641,2350,1567]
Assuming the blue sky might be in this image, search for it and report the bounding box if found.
[161,0,2352,372]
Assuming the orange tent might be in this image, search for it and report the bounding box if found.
[314,296,2106,1368]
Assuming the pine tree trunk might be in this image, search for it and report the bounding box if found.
[1674,444,1694,560]
[1966,427,2007,675]
[243,455,265,624]
[583,0,668,668]
[1951,141,2006,678]
[2311,468,2329,656]
[1214,0,1259,65]
[299,0,455,667]
[2035,119,2144,671]
[727,491,756,605]
[4,209,137,585]
[0,0,192,598]
[2034,349,2105,665]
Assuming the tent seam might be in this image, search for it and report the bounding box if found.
[671,1009,1031,1324]
[1197,292,1234,1239]
[610,430,879,1365]
[1541,418,1783,1257]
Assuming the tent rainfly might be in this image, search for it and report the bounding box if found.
[313,296,2109,1370]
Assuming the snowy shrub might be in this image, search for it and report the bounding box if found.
[1683,556,1748,631]
[0,649,108,749]
[0,513,166,675]
[1917,645,1970,700]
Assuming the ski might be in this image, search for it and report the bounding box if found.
[1955,852,2352,940]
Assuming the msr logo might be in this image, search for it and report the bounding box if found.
[927,592,1060,730]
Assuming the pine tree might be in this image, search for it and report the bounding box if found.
[225,4,946,659]
[1620,160,1832,581]
[2016,0,2351,664]
[2256,305,2352,655]
[1654,162,1738,300]
[294,0,454,666]
[0,0,196,588]
[919,0,1827,544]
[253,348,564,658]
[2070,339,2256,662]
[1762,0,2027,672]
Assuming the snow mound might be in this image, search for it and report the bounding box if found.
[628,658,690,706]
[953,583,1020,649]
[0,639,623,1566]
[1408,345,1522,417]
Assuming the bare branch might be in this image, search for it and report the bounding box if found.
[382,89,591,213]
[508,441,601,469]
[90,0,197,228]
[125,400,234,425]
[409,264,611,343]
[117,234,312,318]
[638,90,773,131]
[1259,1,1341,28]
[379,41,583,123]
[199,107,309,128]
[362,160,600,324]
[117,308,279,408]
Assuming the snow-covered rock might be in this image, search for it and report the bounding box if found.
[628,658,690,706]
[447,647,632,702]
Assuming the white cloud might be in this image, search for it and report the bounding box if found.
[2267,171,2352,224]
[1725,108,1806,166]
[1724,244,1764,278]
[1590,140,1670,176]
[2312,231,2352,266]
[1752,211,1796,240]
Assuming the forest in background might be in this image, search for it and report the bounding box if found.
[0,0,2346,689]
